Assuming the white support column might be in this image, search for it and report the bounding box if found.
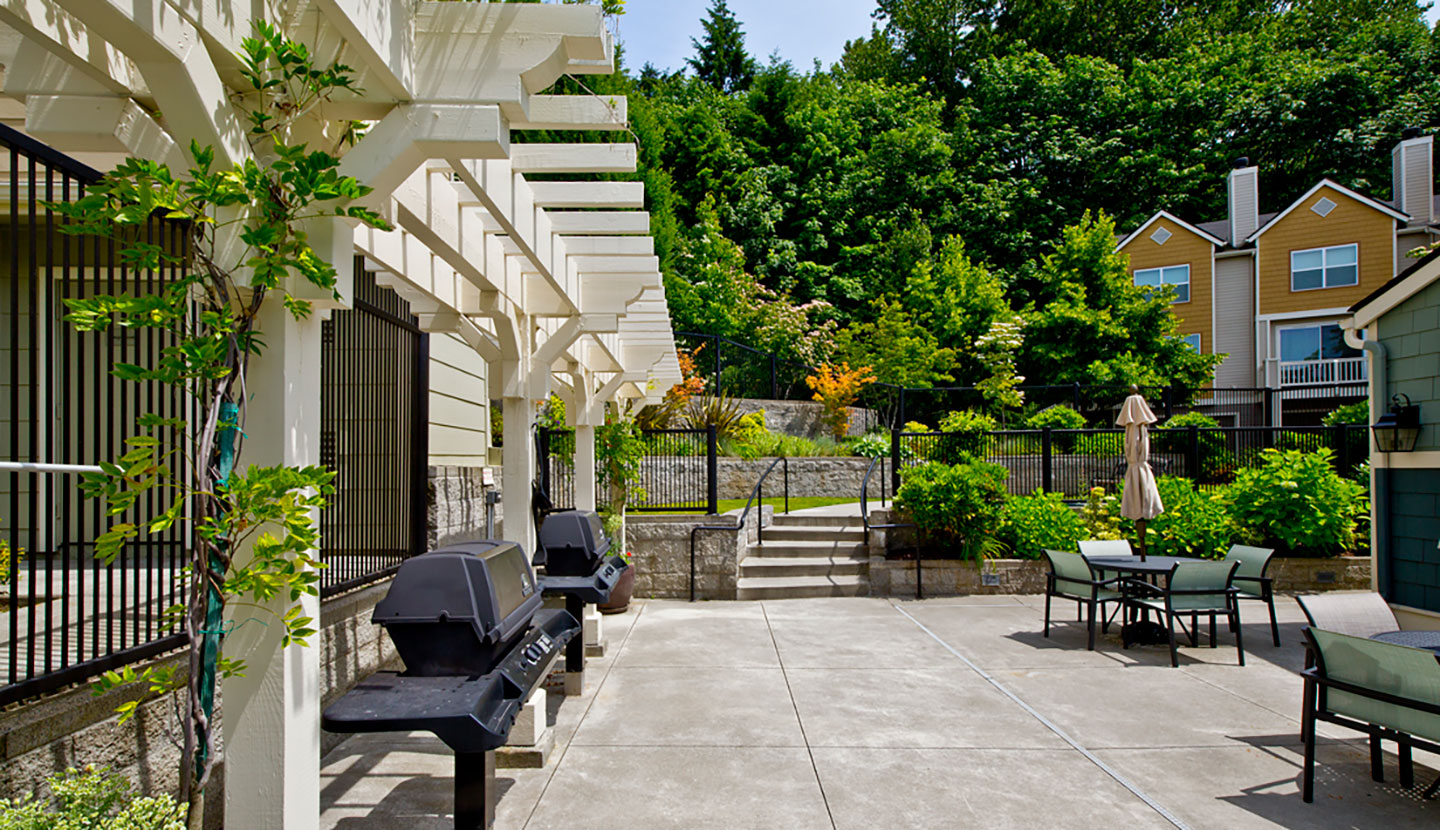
[221,301,322,830]
[570,370,598,512]
[499,309,537,553]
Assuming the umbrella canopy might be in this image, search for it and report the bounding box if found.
[1116,393,1164,522]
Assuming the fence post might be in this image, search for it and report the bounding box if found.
[1072,381,1081,411]
[1164,386,1175,419]
[898,387,908,428]
[891,428,902,495]
[706,425,719,515]
[538,427,551,504]
[1263,387,1275,427]
[714,335,722,395]
[412,333,431,556]
[1335,424,1349,475]
[1187,425,1201,480]
[1041,427,1054,494]
[771,353,779,400]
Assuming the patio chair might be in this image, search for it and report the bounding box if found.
[1125,560,1243,668]
[1300,627,1440,802]
[1078,538,1133,583]
[1042,550,1125,651]
[1296,592,1400,639]
[1222,545,1280,647]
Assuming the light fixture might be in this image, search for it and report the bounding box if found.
[1372,394,1421,453]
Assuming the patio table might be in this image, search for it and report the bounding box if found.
[1083,556,1208,646]
[1371,630,1440,654]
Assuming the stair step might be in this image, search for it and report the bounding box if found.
[736,575,869,600]
[745,540,869,558]
[740,556,867,578]
[758,526,867,542]
[769,514,863,528]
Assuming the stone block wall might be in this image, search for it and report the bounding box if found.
[638,456,874,502]
[428,464,501,549]
[734,399,882,439]
[319,582,401,755]
[626,507,771,600]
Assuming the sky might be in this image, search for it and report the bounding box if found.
[616,1,1440,76]
[616,0,879,74]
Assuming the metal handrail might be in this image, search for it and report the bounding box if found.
[860,455,921,598]
[687,455,788,602]
[0,461,103,474]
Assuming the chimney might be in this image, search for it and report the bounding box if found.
[1227,157,1259,245]
[1392,128,1433,226]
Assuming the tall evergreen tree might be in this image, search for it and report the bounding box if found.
[687,0,757,94]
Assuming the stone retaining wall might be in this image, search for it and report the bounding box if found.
[642,456,873,501]
[734,399,882,439]
[868,509,1373,597]
[319,582,402,755]
[626,507,772,600]
[428,464,501,549]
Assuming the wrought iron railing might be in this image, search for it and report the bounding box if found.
[1,124,193,706]
[539,425,719,514]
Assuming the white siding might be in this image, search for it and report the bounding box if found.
[428,332,490,467]
[1213,256,1257,388]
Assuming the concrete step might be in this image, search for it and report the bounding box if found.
[745,540,869,558]
[740,555,868,579]
[769,514,863,528]
[736,574,869,600]
[757,525,867,543]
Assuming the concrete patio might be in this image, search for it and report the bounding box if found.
[320,594,1439,829]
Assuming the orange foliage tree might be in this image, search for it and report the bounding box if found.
[805,362,877,440]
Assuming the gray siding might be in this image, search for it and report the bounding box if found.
[1379,279,1440,453]
[1212,256,1256,387]
[1386,468,1440,613]
[428,332,490,467]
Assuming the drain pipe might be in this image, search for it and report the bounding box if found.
[1344,325,1387,596]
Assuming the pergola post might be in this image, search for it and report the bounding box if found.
[221,302,324,830]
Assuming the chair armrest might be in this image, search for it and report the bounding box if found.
[1232,575,1271,586]
[1120,578,1165,596]
[1302,667,1440,718]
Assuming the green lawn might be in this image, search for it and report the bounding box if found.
[638,496,860,516]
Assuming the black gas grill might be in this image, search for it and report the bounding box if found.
[440,539,629,696]
[322,541,578,830]
[535,509,610,576]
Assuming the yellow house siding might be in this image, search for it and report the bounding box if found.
[1257,186,1397,316]
[1121,217,1214,351]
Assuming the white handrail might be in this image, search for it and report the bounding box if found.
[0,461,104,474]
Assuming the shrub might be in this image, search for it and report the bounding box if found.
[1139,477,1235,559]
[733,411,767,444]
[1024,404,1087,451]
[725,432,845,460]
[684,394,745,438]
[849,432,891,459]
[1081,486,1123,540]
[1224,449,1366,556]
[902,421,931,433]
[992,432,1042,456]
[1074,432,1124,456]
[805,362,876,440]
[999,490,1086,559]
[934,409,997,462]
[0,766,184,829]
[1322,401,1370,426]
[1152,412,1235,481]
[895,460,1008,558]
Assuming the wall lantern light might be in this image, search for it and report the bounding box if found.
[1372,393,1421,453]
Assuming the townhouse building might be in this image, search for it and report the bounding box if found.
[1117,130,1439,424]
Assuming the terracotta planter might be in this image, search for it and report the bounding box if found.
[598,563,636,614]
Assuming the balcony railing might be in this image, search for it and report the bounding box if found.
[1279,357,1368,386]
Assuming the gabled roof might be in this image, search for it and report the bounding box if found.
[1245,179,1409,243]
[1349,245,1440,327]
[1116,210,1226,251]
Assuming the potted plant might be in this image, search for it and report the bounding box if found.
[598,549,636,614]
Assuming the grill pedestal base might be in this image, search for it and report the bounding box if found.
[564,595,586,696]
[455,750,496,830]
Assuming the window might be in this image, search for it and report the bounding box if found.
[1180,334,1201,352]
[1134,264,1190,303]
[1279,324,1361,362]
[1291,244,1357,291]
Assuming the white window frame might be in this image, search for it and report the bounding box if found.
[1276,322,1360,363]
[1134,264,1191,304]
[1180,333,1201,352]
[1290,243,1358,292]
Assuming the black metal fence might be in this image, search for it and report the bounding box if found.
[539,425,719,514]
[892,425,1371,501]
[677,330,1365,431]
[318,267,429,596]
[1,125,193,705]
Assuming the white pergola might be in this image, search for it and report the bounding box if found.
[0,2,679,825]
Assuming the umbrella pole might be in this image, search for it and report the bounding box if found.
[1136,518,1147,562]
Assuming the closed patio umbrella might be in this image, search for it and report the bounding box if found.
[1117,387,1164,560]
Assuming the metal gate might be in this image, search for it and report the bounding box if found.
[319,266,429,596]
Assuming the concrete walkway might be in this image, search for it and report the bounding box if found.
[320,595,1438,829]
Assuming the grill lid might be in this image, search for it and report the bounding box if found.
[536,510,610,575]
[373,541,543,676]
